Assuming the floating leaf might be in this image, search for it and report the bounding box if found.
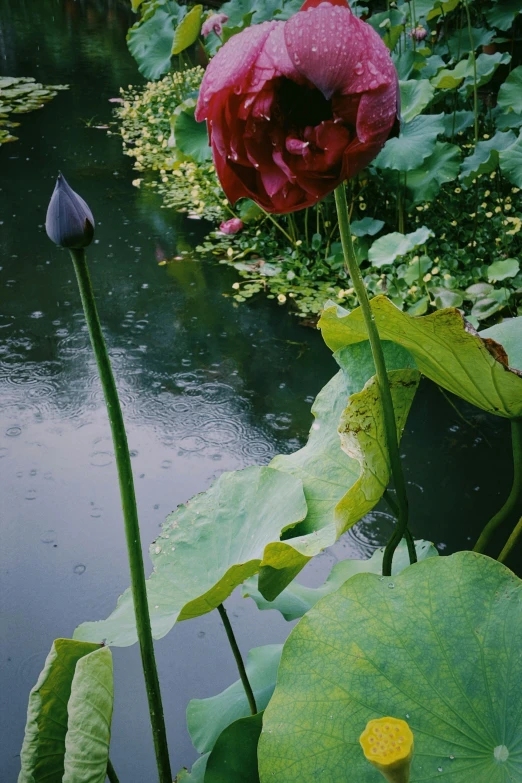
[406,142,462,203]
[172,5,203,55]
[402,255,432,285]
[399,79,435,123]
[243,540,437,621]
[74,467,307,646]
[431,286,464,309]
[368,227,433,267]
[188,645,282,754]
[258,552,522,782]
[175,106,212,163]
[499,130,522,188]
[487,257,520,282]
[485,0,522,30]
[373,114,444,171]
[319,294,522,417]
[460,130,516,187]
[205,712,263,783]
[19,639,112,783]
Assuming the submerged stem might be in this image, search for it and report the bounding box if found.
[217,603,257,715]
[334,185,415,576]
[70,249,172,783]
[498,517,522,564]
[107,759,120,783]
[473,419,522,555]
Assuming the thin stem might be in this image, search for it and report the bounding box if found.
[474,419,522,554]
[334,185,414,576]
[217,603,257,715]
[304,207,310,250]
[107,759,120,783]
[463,0,479,143]
[70,249,172,783]
[498,517,522,564]
[260,208,296,247]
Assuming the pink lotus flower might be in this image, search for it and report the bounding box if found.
[410,25,428,41]
[202,13,229,38]
[196,0,399,214]
[219,217,244,234]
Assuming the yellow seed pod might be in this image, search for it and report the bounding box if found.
[360,717,414,783]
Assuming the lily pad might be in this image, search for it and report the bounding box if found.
[19,639,112,783]
[74,467,307,646]
[487,257,520,282]
[258,552,522,782]
[188,645,282,754]
[481,317,522,369]
[0,76,68,145]
[319,295,522,418]
[243,540,438,621]
[368,227,433,267]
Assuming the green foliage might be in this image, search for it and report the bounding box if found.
[175,105,212,163]
[368,227,433,267]
[19,639,113,783]
[258,552,522,781]
[460,130,517,187]
[319,295,522,417]
[499,130,522,188]
[243,540,438,621]
[187,645,281,754]
[374,114,445,171]
[74,340,418,645]
[205,712,263,783]
[172,5,203,55]
[127,2,185,81]
[0,76,68,145]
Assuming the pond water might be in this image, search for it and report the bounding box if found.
[0,1,516,780]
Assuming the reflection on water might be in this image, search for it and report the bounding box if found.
[0,1,515,780]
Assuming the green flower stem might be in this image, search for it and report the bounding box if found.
[498,517,522,564]
[261,209,296,247]
[107,759,120,783]
[463,0,479,143]
[474,419,522,555]
[334,184,414,576]
[217,603,257,715]
[69,249,172,783]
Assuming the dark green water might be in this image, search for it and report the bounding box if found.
[0,1,516,779]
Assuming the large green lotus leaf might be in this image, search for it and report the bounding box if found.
[18,639,111,783]
[400,79,435,123]
[319,295,522,418]
[499,130,522,188]
[205,712,263,783]
[460,52,511,96]
[175,754,209,782]
[486,0,522,31]
[460,130,516,188]
[368,227,433,268]
[263,340,418,599]
[497,65,522,115]
[481,316,522,371]
[443,110,475,137]
[74,467,307,647]
[172,5,202,54]
[406,142,462,204]
[127,5,182,81]
[373,114,444,172]
[188,645,282,754]
[243,540,437,621]
[175,106,212,163]
[62,647,113,783]
[258,552,522,782]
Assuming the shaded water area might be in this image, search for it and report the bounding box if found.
[0,0,517,779]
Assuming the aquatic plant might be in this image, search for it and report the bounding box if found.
[0,76,68,145]
[18,1,522,781]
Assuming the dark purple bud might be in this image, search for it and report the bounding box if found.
[46,173,95,249]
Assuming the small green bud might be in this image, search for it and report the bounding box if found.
[46,173,95,249]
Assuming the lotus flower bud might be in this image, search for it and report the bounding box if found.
[201,13,228,38]
[409,25,428,41]
[360,717,414,783]
[46,173,95,249]
[219,217,244,235]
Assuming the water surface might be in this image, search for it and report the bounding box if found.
[0,1,515,779]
